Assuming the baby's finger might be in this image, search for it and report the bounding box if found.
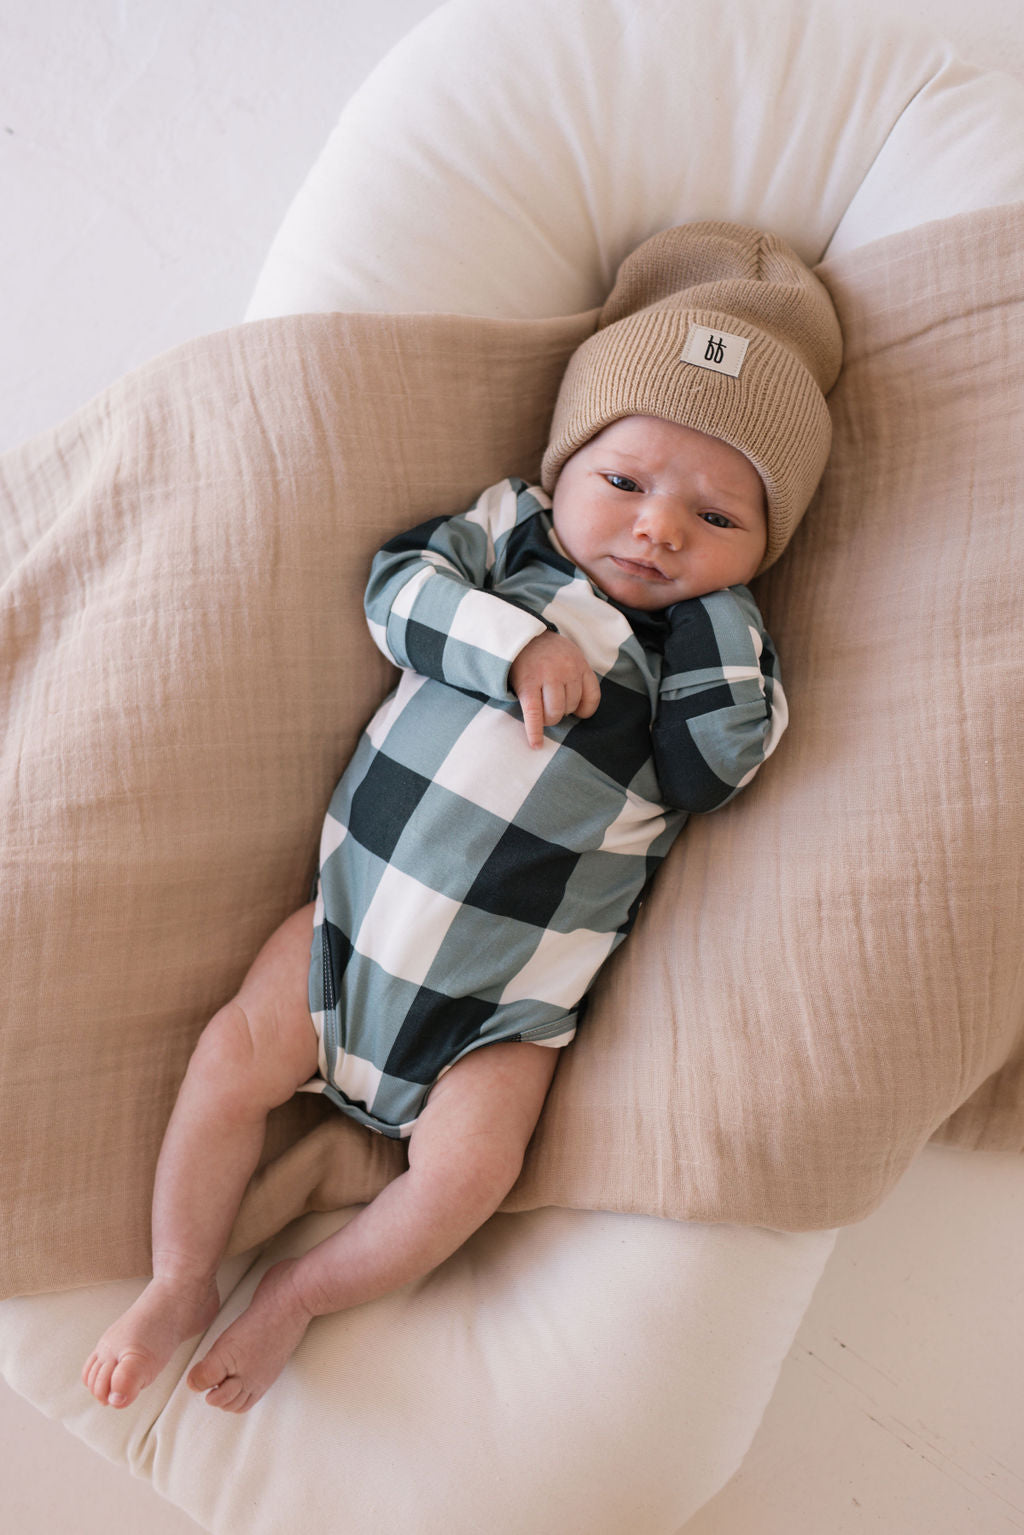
[542,681,568,728]
[577,667,601,720]
[560,674,583,720]
[519,686,547,749]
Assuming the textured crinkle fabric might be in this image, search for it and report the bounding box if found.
[1,206,1023,1298]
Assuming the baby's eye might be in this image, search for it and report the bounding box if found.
[605,474,641,493]
[700,511,735,529]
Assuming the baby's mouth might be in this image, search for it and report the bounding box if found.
[611,555,670,580]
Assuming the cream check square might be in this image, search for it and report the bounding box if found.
[433,704,555,820]
[447,585,545,659]
[500,925,617,1009]
[353,863,462,986]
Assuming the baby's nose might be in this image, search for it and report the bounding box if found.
[635,503,684,550]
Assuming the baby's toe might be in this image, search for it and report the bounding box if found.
[187,1348,227,1394]
[203,1376,246,1411]
[84,1352,114,1402]
[106,1350,152,1408]
[187,1362,213,1393]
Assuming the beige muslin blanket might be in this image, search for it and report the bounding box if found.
[1,204,1021,1297]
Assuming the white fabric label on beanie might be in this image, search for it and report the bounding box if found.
[680,326,750,378]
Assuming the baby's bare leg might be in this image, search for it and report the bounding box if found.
[82,903,319,1409]
[187,1040,558,1413]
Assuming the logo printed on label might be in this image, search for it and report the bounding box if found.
[680,325,750,379]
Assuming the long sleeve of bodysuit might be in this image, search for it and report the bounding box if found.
[651,584,787,812]
[363,481,549,701]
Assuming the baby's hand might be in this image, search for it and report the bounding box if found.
[509,632,601,749]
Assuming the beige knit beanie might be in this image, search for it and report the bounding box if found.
[541,221,843,572]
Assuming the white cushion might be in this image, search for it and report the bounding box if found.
[0,1211,834,1534]
[247,0,1024,322]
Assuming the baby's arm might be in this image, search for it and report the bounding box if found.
[652,585,787,811]
[364,481,549,702]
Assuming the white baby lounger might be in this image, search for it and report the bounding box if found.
[3,1,1024,1531]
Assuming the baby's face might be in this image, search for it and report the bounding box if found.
[550,416,767,609]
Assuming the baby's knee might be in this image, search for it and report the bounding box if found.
[467,1127,532,1205]
[423,1132,527,1222]
[185,1002,271,1114]
[193,1000,258,1072]
[411,1092,537,1209]
[189,987,318,1114]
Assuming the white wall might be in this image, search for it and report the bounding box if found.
[2,0,441,453]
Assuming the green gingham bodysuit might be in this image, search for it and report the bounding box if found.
[302,478,786,1136]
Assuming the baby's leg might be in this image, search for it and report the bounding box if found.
[83,902,319,1409]
[187,1039,558,1412]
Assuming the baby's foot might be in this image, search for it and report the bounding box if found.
[187,1259,313,1413]
[83,1276,220,1409]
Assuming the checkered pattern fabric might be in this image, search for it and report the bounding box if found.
[303,479,786,1136]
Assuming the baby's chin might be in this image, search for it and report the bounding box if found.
[597,562,758,608]
[595,573,694,610]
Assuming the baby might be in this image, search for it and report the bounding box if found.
[84,221,841,1413]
